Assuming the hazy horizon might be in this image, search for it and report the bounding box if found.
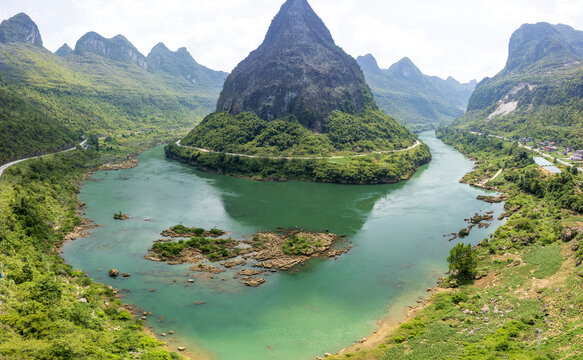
[1,0,582,83]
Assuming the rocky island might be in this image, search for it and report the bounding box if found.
[145,226,350,286]
[166,0,430,184]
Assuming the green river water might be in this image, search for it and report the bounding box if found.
[62,132,505,360]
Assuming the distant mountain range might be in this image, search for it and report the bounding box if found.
[451,22,583,148]
[0,12,226,163]
[357,54,476,131]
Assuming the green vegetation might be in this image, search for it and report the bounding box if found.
[151,237,237,262]
[168,109,430,184]
[0,42,220,164]
[181,109,415,157]
[451,23,583,148]
[282,234,323,255]
[447,243,477,280]
[329,128,583,360]
[0,147,179,359]
[170,224,205,235]
[166,139,430,184]
[113,211,129,220]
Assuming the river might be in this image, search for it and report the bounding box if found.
[62,131,505,360]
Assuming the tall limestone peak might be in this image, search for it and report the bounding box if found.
[55,43,73,57]
[0,13,43,46]
[505,22,583,72]
[216,0,376,131]
[74,32,148,69]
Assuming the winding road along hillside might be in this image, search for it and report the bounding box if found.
[0,140,87,179]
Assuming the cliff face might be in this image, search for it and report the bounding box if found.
[0,13,43,46]
[216,0,375,131]
[74,32,148,69]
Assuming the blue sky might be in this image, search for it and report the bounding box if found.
[1,0,582,82]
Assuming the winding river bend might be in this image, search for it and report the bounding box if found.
[62,132,505,360]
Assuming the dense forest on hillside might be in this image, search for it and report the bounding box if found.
[0,41,221,164]
[0,148,181,359]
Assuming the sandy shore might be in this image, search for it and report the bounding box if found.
[335,286,449,356]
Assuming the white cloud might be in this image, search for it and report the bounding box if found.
[1,0,582,82]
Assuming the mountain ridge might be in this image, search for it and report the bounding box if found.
[0,12,42,46]
[452,22,583,148]
[357,53,476,131]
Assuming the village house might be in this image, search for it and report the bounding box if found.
[570,150,583,161]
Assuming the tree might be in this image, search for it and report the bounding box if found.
[87,134,99,151]
[447,243,477,280]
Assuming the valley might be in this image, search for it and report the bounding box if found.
[1,1,583,359]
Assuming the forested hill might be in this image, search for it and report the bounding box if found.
[450,22,583,148]
[0,12,226,164]
[357,54,476,131]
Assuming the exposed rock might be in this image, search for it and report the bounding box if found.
[122,273,131,278]
[243,278,267,287]
[562,228,578,242]
[74,32,148,69]
[109,269,119,277]
[221,258,246,268]
[189,264,225,274]
[216,0,376,131]
[255,257,307,271]
[0,13,43,46]
[113,212,130,220]
[238,269,263,276]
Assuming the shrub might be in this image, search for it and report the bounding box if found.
[447,243,478,280]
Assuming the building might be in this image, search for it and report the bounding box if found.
[533,157,562,174]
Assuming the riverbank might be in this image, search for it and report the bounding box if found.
[0,141,186,359]
[61,131,506,360]
[165,139,431,185]
[328,128,583,359]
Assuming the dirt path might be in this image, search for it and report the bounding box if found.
[175,139,422,160]
[477,168,503,187]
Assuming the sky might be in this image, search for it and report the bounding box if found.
[1,0,582,83]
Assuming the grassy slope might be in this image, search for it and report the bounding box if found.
[451,60,583,148]
[329,129,583,360]
[0,42,221,163]
[0,146,181,359]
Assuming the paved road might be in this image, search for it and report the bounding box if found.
[470,131,583,173]
[175,139,422,160]
[0,139,88,179]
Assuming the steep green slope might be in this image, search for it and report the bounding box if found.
[0,146,181,359]
[357,54,476,131]
[450,22,583,148]
[0,13,225,164]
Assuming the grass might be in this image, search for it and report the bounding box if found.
[329,129,583,360]
[522,244,563,279]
